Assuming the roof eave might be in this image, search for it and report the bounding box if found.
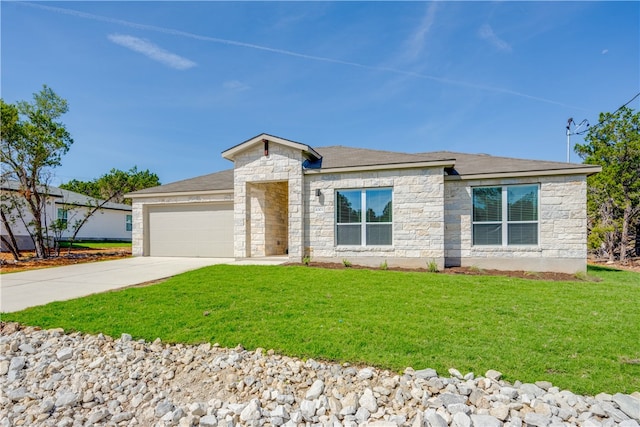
[304,159,455,174]
[222,133,321,161]
[54,201,132,211]
[126,189,234,199]
[445,166,602,181]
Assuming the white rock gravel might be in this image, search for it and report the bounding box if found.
[1,323,638,427]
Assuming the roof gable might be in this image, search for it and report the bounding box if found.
[222,133,321,162]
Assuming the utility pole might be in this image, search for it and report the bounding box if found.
[566,118,589,163]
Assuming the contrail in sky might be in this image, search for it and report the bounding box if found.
[20,2,581,109]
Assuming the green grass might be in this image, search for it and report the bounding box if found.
[3,265,638,395]
[58,241,132,249]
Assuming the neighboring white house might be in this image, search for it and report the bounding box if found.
[1,181,132,251]
[127,134,601,273]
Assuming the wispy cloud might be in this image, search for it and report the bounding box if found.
[21,2,582,109]
[478,24,512,53]
[108,34,196,70]
[403,2,438,61]
[223,80,250,91]
[601,49,609,55]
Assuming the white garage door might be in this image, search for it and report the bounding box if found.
[148,203,234,257]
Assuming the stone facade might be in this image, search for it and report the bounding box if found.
[303,168,446,269]
[444,175,588,273]
[130,193,233,256]
[131,138,592,273]
[233,144,304,260]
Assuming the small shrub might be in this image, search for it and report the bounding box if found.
[574,271,601,282]
[342,259,352,268]
[303,256,311,266]
[379,260,388,270]
[470,265,484,274]
[427,259,439,273]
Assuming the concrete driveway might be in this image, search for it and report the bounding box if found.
[1,256,286,313]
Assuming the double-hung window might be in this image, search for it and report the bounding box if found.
[57,208,68,228]
[472,185,538,246]
[126,214,133,232]
[336,188,392,246]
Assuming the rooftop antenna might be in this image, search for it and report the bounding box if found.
[566,117,589,163]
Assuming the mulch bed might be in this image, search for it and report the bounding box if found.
[0,248,132,273]
[285,262,587,281]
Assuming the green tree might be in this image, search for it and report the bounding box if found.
[60,166,160,205]
[59,167,160,251]
[1,85,73,259]
[575,106,640,263]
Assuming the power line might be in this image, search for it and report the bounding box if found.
[573,91,640,135]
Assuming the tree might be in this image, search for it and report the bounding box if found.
[1,85,73,259]
[60,166,160,205]
[575,106,640,263]
[59,167,160,250]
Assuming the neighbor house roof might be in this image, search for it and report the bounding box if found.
[57,188,131,211]
[1,180,131,210]
[1,180,64,197]
[127,137,601,196]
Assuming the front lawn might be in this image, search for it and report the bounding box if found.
[3,265,638,395]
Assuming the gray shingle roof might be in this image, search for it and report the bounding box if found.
[127,169,234,196]
[312,146,454,169]
[128,143,599,196]
[420,150,596,177]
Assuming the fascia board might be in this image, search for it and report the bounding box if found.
[444,166,602,181]
[304,160,455,174]
[126,189,234,199]
[222,134,320,160]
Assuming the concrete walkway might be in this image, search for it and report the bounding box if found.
[1,257,286,313]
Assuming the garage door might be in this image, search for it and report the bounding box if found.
[147,203,234,257]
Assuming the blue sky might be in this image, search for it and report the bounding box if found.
[2,1,639,186]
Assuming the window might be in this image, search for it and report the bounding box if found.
[336,188,392,246]
[472,185,538,246]
[126,214,132,232]
[57,208,68,228]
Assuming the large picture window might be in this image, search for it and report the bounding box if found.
[336,188,392,246]
[472,185,538,246]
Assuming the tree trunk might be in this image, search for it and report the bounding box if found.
[620,202,631,263]
[601,199,617,263]
[0,210,21,260]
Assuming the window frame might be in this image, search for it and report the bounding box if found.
[335,188,393,247]
[472,184,539,246]
[125,214,133,232]
[57,208,68,228]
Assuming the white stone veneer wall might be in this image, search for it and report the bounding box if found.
[130,193,233,256]
[444,175,588,273]
[233,144,303,260]
[303,167,446,269]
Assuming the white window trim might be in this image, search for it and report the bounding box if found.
[126,214,133,232]
[336,188,393,247]
[57,208,68,227]
[472,184,540,247]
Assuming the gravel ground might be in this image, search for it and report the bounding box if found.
[1,323,638,427]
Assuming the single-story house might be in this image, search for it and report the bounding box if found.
[1,181,132,251]
[127,133,601,273]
